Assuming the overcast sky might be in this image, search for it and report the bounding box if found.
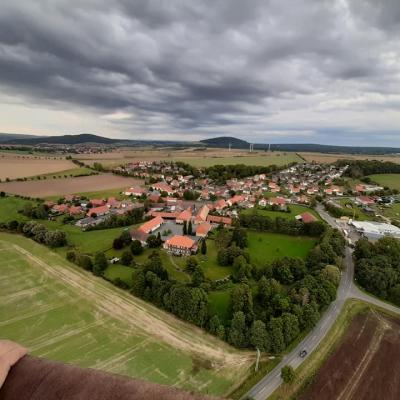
[1,0,400,146]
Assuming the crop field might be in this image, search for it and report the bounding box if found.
[368,174,400,190]
[0,152,74,180]
[247,231,316,265]
[300,310,400,400]
[299,152,400,164]
[76,148,302,168]
[241,205,321,221]
[0,173,141,197]
[0,233,254,396]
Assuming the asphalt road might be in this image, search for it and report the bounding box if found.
[242,205,400,400]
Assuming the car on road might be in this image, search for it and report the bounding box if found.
[299,350,307,358]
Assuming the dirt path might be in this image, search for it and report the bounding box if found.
[12,244,253,375]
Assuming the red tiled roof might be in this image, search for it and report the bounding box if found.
[177,208,192,222]
[165,235,195,249]
[149,211,179,219]
[87,205,109,217]
[300,212,318,223]
[207,215,232,225]
[139,216,164,233]
[90,199,105,206]
[196,222,212,235]
[195,205,209,222]
[69,206,82,215]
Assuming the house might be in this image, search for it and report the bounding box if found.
[195,205,209,224]
[68,206,82,216]
[124,187,147,197]
[268,197,286,207]
[138,216,164,234]
[296,212,318,223]
[176,208,192,224]
[214,199,227,210]
[227,195,245,206]
[258,198,268,207]
[52,204,69,214]
[151,182,174,195]
[163,235,198,256]
[106,197,120,208]
[87,205,109,217]
[355,196,375,206]
[90,199,105,207]
[196,222,212,238]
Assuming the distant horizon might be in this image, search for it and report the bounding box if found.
[2,131,400,150]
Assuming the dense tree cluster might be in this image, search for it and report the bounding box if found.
[132,251,209,327]
[21,221,67,247]
[19,203,49,220]
[354,237,400,305]
[240,213,326,237]
[337,159,400,178]
[205,164,289,184]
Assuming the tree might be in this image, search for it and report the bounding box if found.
[201,239,207,255]
[93,252,108,276]
[191,265,205,287]
[228,312,248,348]
[183,221,187,235]
[281,365,295,383]
[113,237,124,250]
[231,284,254,323]
[77,254,93,271]
[121,250,133,266]
[232,227,248,248]
[147,234,160,248]
[249,320,270,351]
[281,313,300,346]
[131,240,143,255]
[186,256,198,272]
[268,317,285,353]
[188,220,193,235]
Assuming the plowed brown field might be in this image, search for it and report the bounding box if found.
[301,311,400,400]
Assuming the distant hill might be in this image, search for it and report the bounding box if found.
[200,136,249,149]
[5,133,120,145]
[0,133,44,143]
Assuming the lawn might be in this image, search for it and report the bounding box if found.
[0,196,37,222]
[337,198,375,221]
[247,231,316,265]
[377,202,400,223]
[241,205,321,221]
[368,174,400,190]
[104,264,134,286]
[208,289,232,324]
[0,233,251,396]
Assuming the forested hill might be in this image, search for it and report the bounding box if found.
[200,136,249,148]
[5,133,119,145]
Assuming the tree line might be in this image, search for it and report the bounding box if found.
[337,159,400,178]
[240,212,326,237]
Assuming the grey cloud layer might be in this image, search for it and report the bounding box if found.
[0,0,399,144]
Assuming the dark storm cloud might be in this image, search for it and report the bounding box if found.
[0,0,400,144]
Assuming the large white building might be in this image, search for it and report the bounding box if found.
[350,220,400,240]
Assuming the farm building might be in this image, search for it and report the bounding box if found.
[163,235,198,256]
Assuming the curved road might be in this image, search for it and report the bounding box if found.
[243,206,400,400]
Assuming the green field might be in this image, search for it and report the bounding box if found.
[377,203,400,223]
[241,204,321,221]
[368,174,400,190]
[247,231,316,265]
[0,233,252,395]
[171,153,301,168]
[0,196,37,222]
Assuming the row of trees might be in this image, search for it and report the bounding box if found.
[240,213,326,237]
[354,237,400,305]
[7,220,68,248]
[337,159,400,178]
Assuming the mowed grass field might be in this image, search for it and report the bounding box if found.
[368,174,400,190]
[0,233,253,396]
[247,231,316,265]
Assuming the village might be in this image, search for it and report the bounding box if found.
[39,160,400,260]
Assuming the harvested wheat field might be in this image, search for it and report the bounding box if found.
[0,233,253,396]
[301,310,400,400]
[0,153,74,180]
[76,147,301,167]
[0,173,140,197]
[299,152,400,164]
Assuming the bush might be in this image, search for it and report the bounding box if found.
[281,365,295,383]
